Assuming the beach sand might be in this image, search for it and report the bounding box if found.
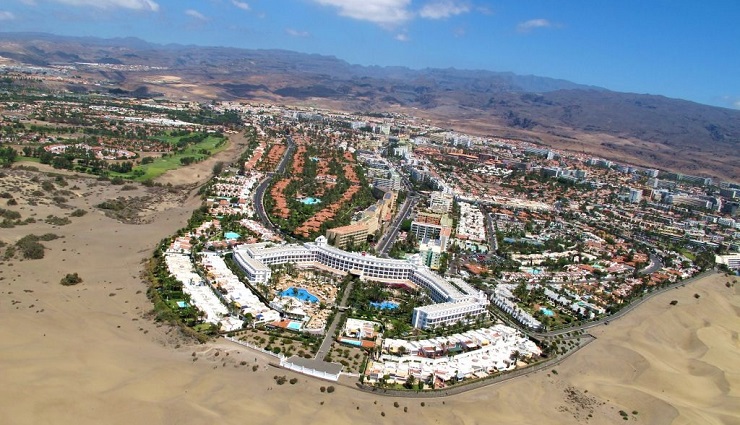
[1,168,738,425]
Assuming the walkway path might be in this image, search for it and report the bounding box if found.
[315,279,355,361]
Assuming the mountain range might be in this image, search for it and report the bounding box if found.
[0,32,737,180]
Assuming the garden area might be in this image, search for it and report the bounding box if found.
[346,280,423,339]
[110,132,228,181]
[231,327,320,358]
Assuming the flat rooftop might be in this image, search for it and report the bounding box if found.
[285,356,343,376]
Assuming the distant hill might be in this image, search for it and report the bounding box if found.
[0,32,737,180]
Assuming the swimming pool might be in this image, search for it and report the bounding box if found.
[286,321,302,331]
[176,301,188,308]
[339,338,362,346]
[280,287,319,303]
[370,301,399,310]
[299,197,322,205]
[224,231,240,240]
[540,307,555,316]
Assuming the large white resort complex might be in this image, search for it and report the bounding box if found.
[234,236,490,329]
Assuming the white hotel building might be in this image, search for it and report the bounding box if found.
[233,236,489,329]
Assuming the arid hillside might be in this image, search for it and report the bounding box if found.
[1,32,738,180]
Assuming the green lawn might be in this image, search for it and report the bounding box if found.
[112,135,228,181]
[17,156,41,163]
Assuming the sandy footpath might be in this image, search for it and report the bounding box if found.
[0,168,738,425]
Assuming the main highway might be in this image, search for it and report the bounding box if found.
[376,193,419,256]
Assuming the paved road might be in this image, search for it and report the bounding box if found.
[640,252,664,275]
[377,195,419,255]
[315,279,356,361]
[353,334,595,398]
[526,269,717,338]
[252,136,295,231]
[349,269,717,397]
[485,211,499,252]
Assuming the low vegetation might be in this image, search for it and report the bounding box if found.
[15,234,58,260]
[60,273,83,286]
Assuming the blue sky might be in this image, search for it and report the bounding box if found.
[1,0,739,109]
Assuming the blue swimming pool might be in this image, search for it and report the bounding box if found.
[286,321,302,331]
[339,338,362,346]
[300,197,322,205]
[176,301,188,308]
[280,287,319,303]
[540,307,555,316]
[224,231,240,240]
[370,301,399,310]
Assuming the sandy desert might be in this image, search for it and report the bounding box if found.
[1,165,738,425]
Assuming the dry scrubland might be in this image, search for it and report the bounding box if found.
[0,167,738,425]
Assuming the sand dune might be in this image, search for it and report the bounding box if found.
[0,168,738,425]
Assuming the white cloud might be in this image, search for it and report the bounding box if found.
[517,18,552,33]
[185,9,209,21]
[231,1,250,11]
[285,28,310,38]
[395,32,409,42]
[49,0,160,12]
[419,1,469,20]
[0,11,16,21]
[311,0,412,25]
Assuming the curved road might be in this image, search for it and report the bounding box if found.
[253,136,295,232]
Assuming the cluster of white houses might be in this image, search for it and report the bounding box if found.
[234,236,490,329]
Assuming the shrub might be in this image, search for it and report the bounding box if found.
[45,215,71,226]
[16,235,45,259]
[669,300,678,306]
[320,386,326,393]
[70,209,87,217]
[289,378,298,385]
[60,273,82,286]
[0,208,21,220]
[326,386,335,393]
